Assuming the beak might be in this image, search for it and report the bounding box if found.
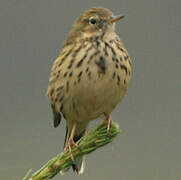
[108,14,125,23]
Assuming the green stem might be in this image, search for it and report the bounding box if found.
[23,121,120,180]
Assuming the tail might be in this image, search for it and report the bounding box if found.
[72,131,86,175]
[61,129,86,175]
[72,156,85,175]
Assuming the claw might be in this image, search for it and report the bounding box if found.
[64,123,81,162]
[65,139,79,162]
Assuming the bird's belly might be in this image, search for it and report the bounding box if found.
[65,67,128,123]
[78,81,126,121]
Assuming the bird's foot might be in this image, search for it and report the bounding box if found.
[99,113,112,133]
[65,139,79,162]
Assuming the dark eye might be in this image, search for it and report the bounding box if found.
[89,17,97,25]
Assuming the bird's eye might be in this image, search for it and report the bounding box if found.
[89,17,97,25]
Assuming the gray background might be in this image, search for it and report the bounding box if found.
[0,0,180,180]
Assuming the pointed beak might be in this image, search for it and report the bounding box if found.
[108,14,125,23]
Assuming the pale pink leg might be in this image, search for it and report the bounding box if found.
[65,123,79,162]
[99,113,112,133]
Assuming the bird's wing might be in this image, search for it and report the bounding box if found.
[47,45,73,128]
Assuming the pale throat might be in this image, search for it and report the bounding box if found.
[82,26,117,41]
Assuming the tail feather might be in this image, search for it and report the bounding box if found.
[72,156,85,175]
[61,129,86,175]
[72,130,86,174]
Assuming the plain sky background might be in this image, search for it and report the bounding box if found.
[0,0,181,180]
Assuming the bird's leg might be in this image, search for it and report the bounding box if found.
[99,113,112,133]
[65,123,79,162]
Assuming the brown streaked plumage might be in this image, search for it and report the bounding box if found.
[47,7,132,174]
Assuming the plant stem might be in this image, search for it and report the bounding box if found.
[23,121,120,180]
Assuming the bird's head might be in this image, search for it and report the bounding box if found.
[66,7,124,44]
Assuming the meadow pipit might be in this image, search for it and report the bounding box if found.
[47,7,132,174]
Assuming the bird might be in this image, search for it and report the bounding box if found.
[47,7,132,175]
